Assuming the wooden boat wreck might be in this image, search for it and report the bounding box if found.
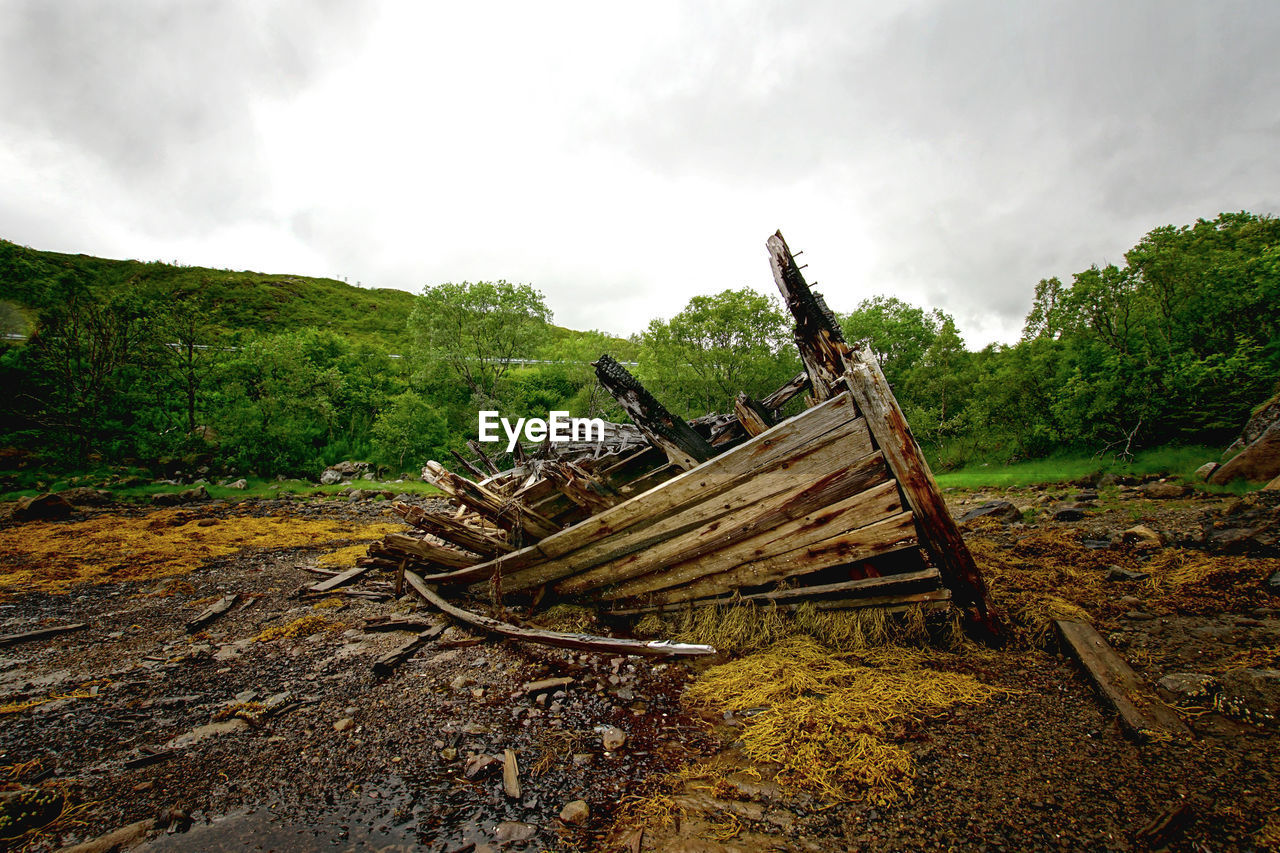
[358,232,1004,654]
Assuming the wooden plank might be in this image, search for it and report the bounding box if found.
[595,354,714,470]
[419,392,861,587]
[612,588,950,616]
[761,371,810,411]
[382,533,481,569]
[1055,620,1191,741]
[449,448,488,481]
[0,622,88,647]
[402,570,716,657]
[733,393,774,437]
[767,231,852,403]
[373,623,446,676]
[722,567,938,603]
[500,414,876,595]
[185,594,239,634]
[393,504,513,557]
[843,352,1004,641]
[557,448,889,597]
[604,479,903,600]
[466,439,503,476]
[656,511,918,605]
[307,563,374,594]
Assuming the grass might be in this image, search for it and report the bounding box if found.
[932,444,1240,490]
[0,474,440,503]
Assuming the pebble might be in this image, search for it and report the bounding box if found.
[334,717,355,732]
[601,726,627,750]
[560,799,590,825]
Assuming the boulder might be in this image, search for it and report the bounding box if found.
[957,500,1022,525]
[1194,462,1219,481]
[1266,474,1280,491]
[320,468,343,486]
[1222,389,1280,459]
[1214,667,1280,726]
[12,493,74,521]
[1139,481,1191,499]
[1212,420,1280,486]
[1051,506,1087,522]
[226,479,248,490]
[1157,672,1218,702]
[56,486,113,507]
[1120,525,1164,550]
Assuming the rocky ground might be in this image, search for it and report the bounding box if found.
[0,478,1276,852]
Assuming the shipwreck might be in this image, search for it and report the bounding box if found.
[354,232,1004,654]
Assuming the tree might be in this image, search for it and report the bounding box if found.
[407,281,552,403]
[150,291,222,434]
[840,296,942,385]
[371,391,448,470]
[638,288,796,415]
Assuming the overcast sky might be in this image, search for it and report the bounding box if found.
[2,1,1277,347]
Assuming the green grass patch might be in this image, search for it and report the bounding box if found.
[933,444,1225,490]
[0,474,439,503]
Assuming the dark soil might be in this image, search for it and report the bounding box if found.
[0,485,1277,852]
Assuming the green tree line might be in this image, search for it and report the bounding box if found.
[1,212,1277,481]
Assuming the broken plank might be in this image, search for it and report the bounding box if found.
[1055,619,1190,741]
[403,570,715,657]
[612,588,950,616]
[361,616,440,633]
[185,595,239,634]
[843,352,1004,641]
[656,510,919,605]
[422,461,559,538]
[760,371,810,411]
[709,567,938,604]
[382,533,482,569]
[393,504,513,557]
[449,448,489,481]
[307,563,374,594]
[594,354,715,470]
[733,392,774,437]
[503,748,521,799]
[0,622,87,647]
[522,676,574,694]
[373,623,446,676]
[768,231,851,403]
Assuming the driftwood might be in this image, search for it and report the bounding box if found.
[393,503,513,557]
[403,570,715,657]
[373,624,447,676]
[503,748,521,799]
[185,595,238,634]
[306,564,374,595]
[422,461,559,539]
[1055,620,1190,741]
[0,622,88,647]
[733,392,773,437]
[767,231,851,403]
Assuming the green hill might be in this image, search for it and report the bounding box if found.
[0,238,419,348]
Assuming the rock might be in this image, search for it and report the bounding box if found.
[1074,491,1099,502]
[958,500,1022,525]
[13,493,74,521]
[1268,571,1280,594]
[1105,567,1150,582]
[1052,507,1087,522]
[1080,538,1112,550]
[440,747,457,761]
[1158,672,1219,702]
[1267,474,1280,491]
[333,717,355,732]
[226,478,247,490]
[1212,420,1280,486]
[560,799,590,825]
[1121,525,1164,549]
[464,754,501,780]
[320,468,343,485]
[494,821,537,843]
[1214,667,1280,726]
[601,726,627,750]
[1139,481,1191,499]
[56,486,113,507]
[1194,462,1220,481]
[1223,391,1280,459]
[151,486,210,506]
[167,717,250,748]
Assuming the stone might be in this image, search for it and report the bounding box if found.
[1214,667,1280,726]
[601,726,627,750]
[494,821,537,843]
[1105,567,1149,582]
[13,493,74,521]
[957,500,1022,525]
[333,717,355,732]
[56,486,113,507]
[1158,672,1218,701]
[1267,474,1280,491]
[151,486,210,506]
[1052,507,1087,522]
[320,468,343,485]
[1139,481,1191,499]
[1121,525,1164,550]
[226,479,247,490]
[167,717,250,748]
[1194,462,1220,481]
[464,754,500,780]
[1268,571,1280,593]
[560,799,590,825]
[1212,420,1280,486]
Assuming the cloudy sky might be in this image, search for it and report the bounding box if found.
[2,1,1277,346]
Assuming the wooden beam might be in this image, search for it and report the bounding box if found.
[843,351,1005,643]
[381,533,482,569]
[392,503,513,557]
[760,371,810,412]
[466,440,503,476]
[0,622,87,647]
[767,231,852,402]
[449,449,488,481]
[402,570,716,657]
[306,563,374,594]
[594,354,715,470]
[1055,620,1191,741]
[733,393,774,437]
[611,587,950,616]
[373,623,446,676]
[185,594,238,634]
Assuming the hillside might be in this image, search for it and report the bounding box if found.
[0,238,419,348]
